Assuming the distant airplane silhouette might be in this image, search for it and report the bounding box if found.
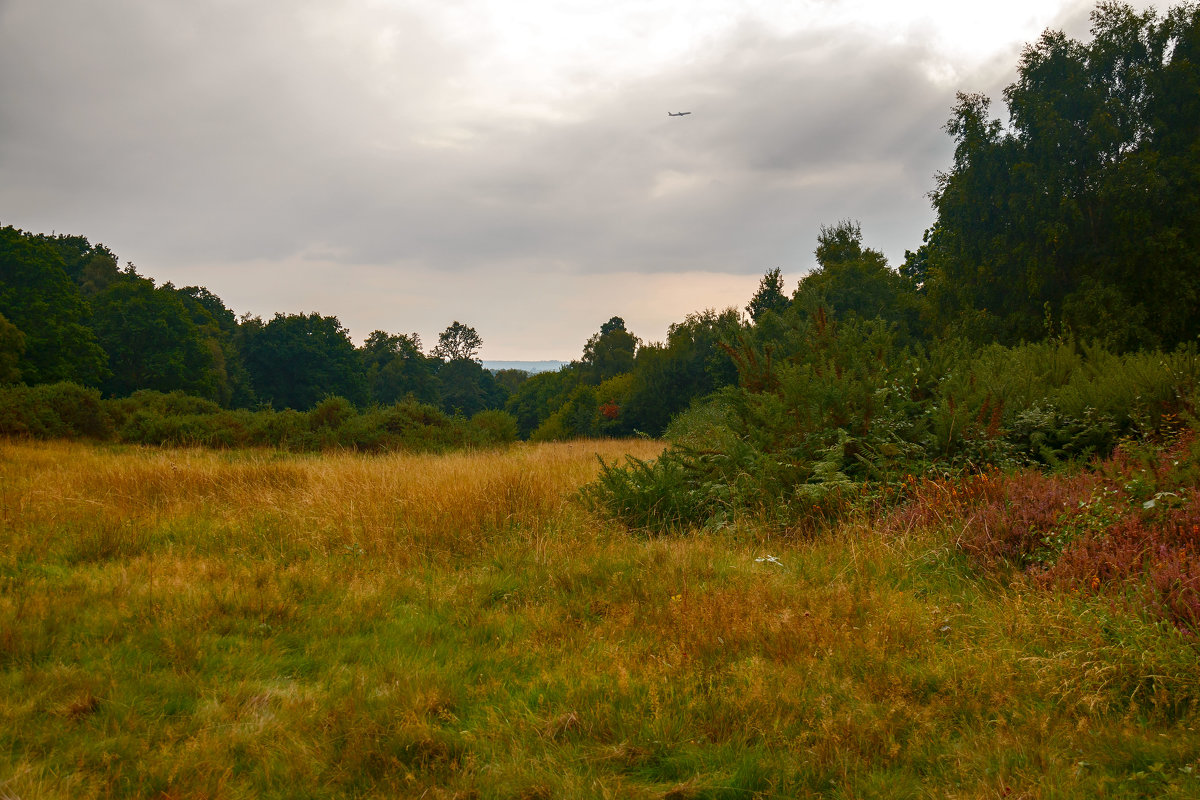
[668,111,692,116]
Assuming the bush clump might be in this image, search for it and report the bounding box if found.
[0,382,114,439]
[0,384,518,453]
[584,313,1200,534]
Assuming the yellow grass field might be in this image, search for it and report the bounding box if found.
[2,439,1199,799]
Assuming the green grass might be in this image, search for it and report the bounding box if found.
[2,439,1199,798]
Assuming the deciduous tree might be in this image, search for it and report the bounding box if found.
[793,221,922,339]
[433,321,483,362]
[923,3,1200,349]
[0,226,107,385]
[241,312,366,409]
[361,330,438,405]
[582,316,638,384]
[90,274,220,399]
[0,312,24,384]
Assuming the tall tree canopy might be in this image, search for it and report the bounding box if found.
[623,309,741,436]
[746,268,789,322]
[241,312,366,409]
[922,2,1200,349]
[0,312,24,384]
[0,227,107,385]
[90,274,220,399]
[793,221,921,338]
[504,368,579,438]
[437,357,504,417]
[361,330,438,405]
[169,284,254,407]
[433,321,483,362]
[582,316,639,384]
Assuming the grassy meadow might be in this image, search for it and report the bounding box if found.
[3,439,1200,799]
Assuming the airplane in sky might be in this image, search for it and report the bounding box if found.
[668,111,692,116]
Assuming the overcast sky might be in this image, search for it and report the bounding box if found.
[0,0,1163,359]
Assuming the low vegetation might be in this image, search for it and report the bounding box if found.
[4,438,1200,798]
[0,385,518,452]
[583,319,1199,528]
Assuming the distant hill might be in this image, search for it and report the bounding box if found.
[483,360,568,374]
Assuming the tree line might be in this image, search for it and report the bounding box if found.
[0,226,512,416]
[3,2,1198,448]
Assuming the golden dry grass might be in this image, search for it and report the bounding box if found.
[1,438,662,561]
[2,438,1199,799]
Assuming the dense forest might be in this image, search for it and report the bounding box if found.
[2,2,1199,456]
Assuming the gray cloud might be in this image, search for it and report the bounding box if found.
[2,2,948,262]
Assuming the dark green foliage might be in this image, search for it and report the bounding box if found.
[745,268,789,322]
[0,312,24,384]
[0,222,544,433]
[498,317,656,438]
[113,408,255,449]
[561,385,600,438]
[361,330,439,406]
[467,409,520,444]
[177,285,237,332]
[924,3,1200,349]
[433,321,483,362]
[102,391,515,452]
[922,338,1200,465]
[240,312,367,409]
[0,382,113,439]
[107,389,224,419]
[581,453,704,532]
[309,395,357,430]
[491,368,530,395]
[0,227,257,406]
[622,309,741,437]
[0,381,515,452]
[587,314,913,531]
[582,422,862,533]
[174,285,255,407]
[585,308,1200,532]
[437,357,505,417]
[46,234,121,296]
[105,390,248,448]
[90,274,221,400]
[582,316,638,385]
[504,369,581,438]
[309,402,516,452]
[524,372,636,441]
[793,221,923,340]
[531,384,600,441]
[1007,404,1118,466]
[0,226,107,386]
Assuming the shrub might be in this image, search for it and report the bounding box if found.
[581,452,707,533]
[335,409,399,452]
[0,383,519,454]
[0,382,113,439]
[245,408,316,450]
[468,410,519,446]
[308,395,356,430]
